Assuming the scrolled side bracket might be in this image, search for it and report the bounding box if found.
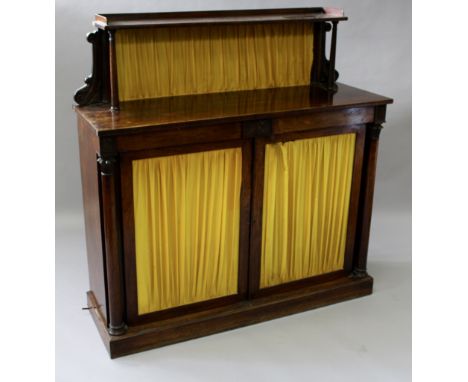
[310,21,340,92]
[74,29,110,106]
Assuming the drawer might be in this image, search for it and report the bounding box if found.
[113,122,242,152]
[274,107,374,134]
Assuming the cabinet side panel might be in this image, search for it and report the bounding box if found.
[77,116,108,321]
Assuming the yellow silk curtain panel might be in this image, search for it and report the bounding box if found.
[115,23,313,101]
[260,134,356,289]
[132,148,242,315]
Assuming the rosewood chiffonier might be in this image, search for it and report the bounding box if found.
[74,7,393,358]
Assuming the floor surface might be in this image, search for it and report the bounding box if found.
[56,211,411,382]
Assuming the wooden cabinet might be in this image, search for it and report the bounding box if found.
[75,8,392,358]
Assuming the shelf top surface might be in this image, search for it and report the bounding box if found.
[94,7,347,30]
[75,83,393,137]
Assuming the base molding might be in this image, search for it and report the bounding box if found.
[87,274,373,358]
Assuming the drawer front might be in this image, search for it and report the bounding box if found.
[274,107,374,135]
[114,122,242,152]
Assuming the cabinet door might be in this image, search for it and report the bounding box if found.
[120,140,251,324]
[249,124,365,296]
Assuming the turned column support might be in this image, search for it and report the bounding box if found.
[352,106,386,279]
[97,148,126,335]
[327,21,338,90]
[108,30,120,111]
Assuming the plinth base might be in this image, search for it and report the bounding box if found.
[87,274,373,358]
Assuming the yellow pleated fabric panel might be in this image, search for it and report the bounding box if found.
[115,23,313,101]
[260,134,356,289]
[132,148,242,314]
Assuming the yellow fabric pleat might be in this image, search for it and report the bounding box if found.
[260,134,356,288]
[132,148,242,314]
[116,23,313,101]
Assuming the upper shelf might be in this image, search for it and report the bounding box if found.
[94,7,347,30]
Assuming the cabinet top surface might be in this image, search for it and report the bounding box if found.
[75,83,393,137]
[94,7,347,30]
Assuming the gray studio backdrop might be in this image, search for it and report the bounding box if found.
[56,0,411,259]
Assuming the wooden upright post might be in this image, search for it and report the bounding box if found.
[108,30,120,111]
[97,141,126,335]
[353,106,386,278]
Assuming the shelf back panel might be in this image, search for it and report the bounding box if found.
[116,22,313,101]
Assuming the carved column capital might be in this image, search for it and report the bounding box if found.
[86,29,99,44]
[368,124,383,141]
[97,155,117,176]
